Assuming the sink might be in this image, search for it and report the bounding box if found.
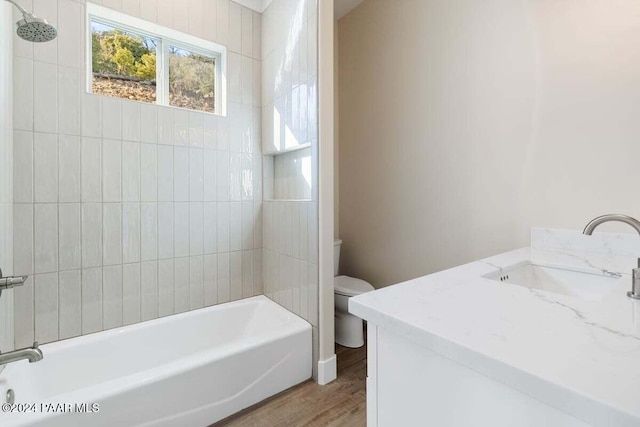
[484,262,621,301]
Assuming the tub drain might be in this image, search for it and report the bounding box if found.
[6,389,14,404]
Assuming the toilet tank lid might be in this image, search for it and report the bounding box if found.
[334,276,374,296]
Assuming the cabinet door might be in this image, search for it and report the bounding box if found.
[375,327,590,427]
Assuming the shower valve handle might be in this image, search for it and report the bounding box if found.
[0,268,28,290]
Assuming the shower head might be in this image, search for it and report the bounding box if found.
[4,0,57,42]
[16,14,57,42]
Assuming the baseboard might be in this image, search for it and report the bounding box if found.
[317,354,337,385]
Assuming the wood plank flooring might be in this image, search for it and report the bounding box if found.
[214,343,367,427]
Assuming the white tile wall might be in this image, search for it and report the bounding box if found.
[272,146,312,199]
[34,272,58,343]
[12,0,264,346]
[102,139,121,202]
[81,267,102,334]
[122,141,140,201]
[190,202,205,255]
[81,137,102,202]
[102,203,122,266]
[81,203,102,268]
[217,251,230,303]
[102,264,123,330]
[58,66,81,136]
[59,269,81,339]
[123,263,141,325]
[263,202,318,326]
[141,203,158,261]
[13,131,33,203]
[33,62,58,134]
[141,143,158,201]
[34,204,58,274]
[261,0,317,155]
[189,255,204,309]
[141,260,159,320]
[123,203,141,263]
[261,0,319,332]
[229,250,242,300]
[59,203,81,271]
[59,135,81,202]
[158,258,174,316]
[204,253,217,305]
[174,147,190,202]
[122,101,141,142]
[174,257,190,313]
[174,202,190,257]
[0,3,14,354]
[34,133,58,202]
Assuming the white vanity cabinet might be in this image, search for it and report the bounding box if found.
[351,228,640,427]
[365,324,590,427]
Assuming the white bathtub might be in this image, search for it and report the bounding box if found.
[0,296,311,427]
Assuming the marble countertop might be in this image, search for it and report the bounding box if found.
[349,228,640,427]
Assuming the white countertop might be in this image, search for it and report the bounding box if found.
[349,228,640,427]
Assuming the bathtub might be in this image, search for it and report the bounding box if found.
[0,296,311,427]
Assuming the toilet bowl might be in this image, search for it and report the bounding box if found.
[334,239,374,348]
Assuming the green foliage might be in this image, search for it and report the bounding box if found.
[92,28,156,80]
[113,47,136,75]
[91,33,101,71]
[136,53,157,80]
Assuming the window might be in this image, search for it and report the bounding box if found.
[168,46,216,112]
[90,21,158,103]
[87,3,226,115]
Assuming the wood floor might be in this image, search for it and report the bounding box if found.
[214,343,367,427]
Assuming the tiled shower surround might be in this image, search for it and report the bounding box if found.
[1,3,14,353]
[261,0,319,369]
[11,0,270,347]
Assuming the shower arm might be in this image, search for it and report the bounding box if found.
[3,0,28,16]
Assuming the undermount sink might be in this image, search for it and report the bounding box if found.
[484,262,621,301]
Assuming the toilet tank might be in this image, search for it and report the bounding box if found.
[333,239,342,277]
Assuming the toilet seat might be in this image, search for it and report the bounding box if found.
[334,276,374,297]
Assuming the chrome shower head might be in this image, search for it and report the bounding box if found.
[4,0,57,42]
[16,14,57,42]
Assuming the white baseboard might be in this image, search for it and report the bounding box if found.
[317,354,337,385]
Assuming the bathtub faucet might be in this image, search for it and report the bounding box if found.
[0,342,43,366]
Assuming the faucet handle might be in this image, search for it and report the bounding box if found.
[0,268,28,290]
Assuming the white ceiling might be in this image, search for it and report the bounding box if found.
[334,0,365,20]
[237,0,366,19]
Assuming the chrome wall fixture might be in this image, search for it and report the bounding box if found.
[0,268,27,299]
[583,214,640,300]
[0,268,42,366]
[3,0,57,42]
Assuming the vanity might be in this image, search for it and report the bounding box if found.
[350,227,640,427]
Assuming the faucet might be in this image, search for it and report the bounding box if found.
[0,342,43,366]
[583,214,640,300]
[0,268,28,299]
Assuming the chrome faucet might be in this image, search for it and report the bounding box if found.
[0,342,43,366]
[583,214,640,300]
[0,268,28,299]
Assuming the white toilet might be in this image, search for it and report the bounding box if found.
[334,239,374,348]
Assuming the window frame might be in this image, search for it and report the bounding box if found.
[86,3,227,116]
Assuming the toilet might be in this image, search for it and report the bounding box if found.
[334,239,374,348]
